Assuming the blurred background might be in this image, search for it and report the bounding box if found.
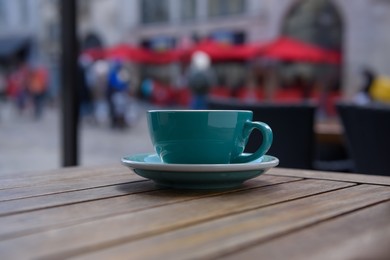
[1,0,390,175]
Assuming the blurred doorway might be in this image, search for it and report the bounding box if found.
[281,0,348,171]
[280,0,343,118]
[283,0,342,50]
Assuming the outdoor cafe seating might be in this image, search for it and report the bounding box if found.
[207,97,316,170]
[337,102,390,176]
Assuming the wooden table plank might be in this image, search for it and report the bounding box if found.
[0,174,144,202]
[0,179,352,259]
[268,168,390,186]
[0,180,159,216]
[72,185,390,260]
[0,175,301,240]
[0,165,133,190]
[0,164,123,180]
[0,175,296,216]
[223,201,390,260]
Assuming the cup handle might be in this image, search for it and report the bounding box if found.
[232,121,273,164]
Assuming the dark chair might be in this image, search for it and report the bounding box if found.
[207,98,316,169]
[337,102,390,176]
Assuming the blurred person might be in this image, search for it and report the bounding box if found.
[354,68,375,105]
[7,63,30,114]
[273,74,310,103]
[107,60,130,129]
[293,74,312,99]
[353,68,390,105]
[0,72,6,100]
[233,74,264,103]
[209,76,232,99]
[173,66,192,107]
[140,76,154,101]
[187,51,215,109]
[369,73,390,104]
[27,66,48,120]
[89,60,110,125]
[149,77,175,107]
[0,72,5,122]
[78,55,95,123]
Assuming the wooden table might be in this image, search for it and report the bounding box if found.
[0,165,389,259]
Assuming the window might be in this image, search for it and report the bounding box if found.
[209,31,246,45]
[208,0,245,17]
[282,0,342,49]
[181,0,196,21]
[0,0,6,25]
[19,0,30,24]
[79,0,91,17]
[141,0,169,24]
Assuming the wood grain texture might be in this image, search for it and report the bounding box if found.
[0,180,159,216]
[223,201,390,260]
[0,164,125,180]
[0,175,301,241]
[1,165,389,260]
[72,185,390,260]
[268,168,390,186]
[0,165,132,190]
[0,174,143,202]
[0,175,300,216]
[0,179,350,259]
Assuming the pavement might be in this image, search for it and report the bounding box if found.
[0,99,154,175]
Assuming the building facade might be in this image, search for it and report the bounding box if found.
[2,0,390,97]
[0,0,43,66]
[76,0,390,97]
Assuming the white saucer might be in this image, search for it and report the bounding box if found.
[121,153,279,189]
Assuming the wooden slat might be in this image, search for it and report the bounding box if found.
[0,175,300,240]
[0,165,132,190]
[0,173,143,202]
[0,166,94,179]
[0,179,352,259]
[0,180,159,216]
[223,201,390,260]
[268,168,390,186]
[72,185,390,260]
[0,174,300,216]
[0,164,120,181]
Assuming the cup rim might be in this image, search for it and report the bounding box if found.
[148,110,252,113]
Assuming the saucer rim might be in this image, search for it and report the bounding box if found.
[121,153,279,172]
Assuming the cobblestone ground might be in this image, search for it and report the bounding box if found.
[0,100,154,175]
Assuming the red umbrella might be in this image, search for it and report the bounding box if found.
[140,49,182,64]
[183,40,263,62]
[105,44,144,61]
[259,37,341,64]
[81,47,106,60]
[105,44,181,64]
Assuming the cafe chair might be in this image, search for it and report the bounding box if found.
[337,102,390,176]
[207,97,316,169]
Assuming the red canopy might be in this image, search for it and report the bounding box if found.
[258,37,341,64]
[81,37,341,64]
[82,47,106,60]
[182,40,261,62]
[105,44,180,64]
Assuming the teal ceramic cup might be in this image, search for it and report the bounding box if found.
[147,110,273,164]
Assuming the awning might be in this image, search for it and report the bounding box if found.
[182,40,263,62]
[81,37,342,64]
[0,36,31,59]
[258,37,341,64]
